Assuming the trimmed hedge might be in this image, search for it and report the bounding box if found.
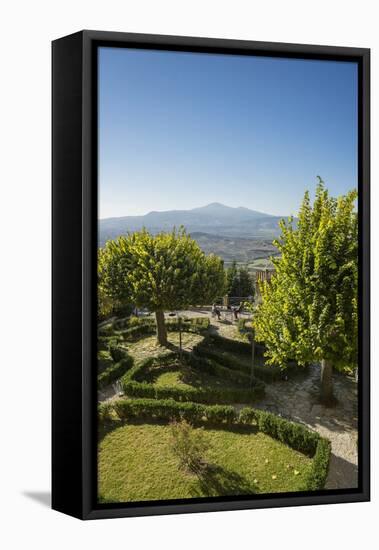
[97,350,114,374]
[104,398,331,490]
[305,437,331,490]
[199,335,307,382]
[121,352,265,405]
[119,316,210,342]
[112,398,236,425]
[122,380,263,404]
[185,351,263,388]
[98,354,134,390]
[195,339,282,383]
[109,344,128,363]
[239,407,319,455]
[121,323,156,341]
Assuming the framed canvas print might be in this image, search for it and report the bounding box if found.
[52,30,370,520]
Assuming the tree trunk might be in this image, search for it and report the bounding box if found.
[320,359,334,404]
[155,310,168,346]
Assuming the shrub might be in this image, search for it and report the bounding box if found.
[305,438,331,490]
[98,355,134,389]
[194,341,282,383]
[121,352,265,404]
[122,380,264,404]
[195,337,305,383]
[113,398,205,423]
[121,324,156,341]
[203,404,236,424]
[98,401,113,422]
[238,407,319,456]
[98,323,115,337]
[97,350,114,373]
[109,344,128,363]
[112,399,238,426]
[169,419,209,472]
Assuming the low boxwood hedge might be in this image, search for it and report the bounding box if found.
[199,335,307,382]
[112,398,236,425]
[120,351,265,404]
[97,350,114,373]
[98,354,134,390]
[118,316,210,341]
[194,339,282,382]
[103,398,331,490]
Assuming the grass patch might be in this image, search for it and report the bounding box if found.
[98,423,313,503]
[127,332,204,364]
[121,352,265,404]
[151,361,245,391]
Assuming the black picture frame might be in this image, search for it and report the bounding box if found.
[52,30,370,520]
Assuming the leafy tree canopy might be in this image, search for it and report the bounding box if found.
[254,180,358,374]
[98,227,225,344]
[226,261,255,297]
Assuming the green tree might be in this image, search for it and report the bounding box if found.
[254,180,358,403]
[226,261,239,295]
[99,227,225,345]
[238,266,255,298]
[226,261,254,298]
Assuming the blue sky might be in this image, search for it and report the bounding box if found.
[99,47,358,219]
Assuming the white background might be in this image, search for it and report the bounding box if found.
[0,1,376,548]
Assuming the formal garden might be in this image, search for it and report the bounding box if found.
[97,182,358,503]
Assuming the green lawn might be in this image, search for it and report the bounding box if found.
[127,332,204,363]
[98,423,313,503]
[148,361,245,391]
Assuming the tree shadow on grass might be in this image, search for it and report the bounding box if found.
[191,463,256,498]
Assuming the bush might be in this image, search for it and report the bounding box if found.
[98,401,113,422]
[123,380,264,404]
[121,324,156,341]
[97,350,114,373]
[194,341,282,383]
[113,398,203,423]
[305,438,331,490]
[117,315,210,341]
[169,419,209,472]
[206,333,251,354]
[238,407,319,456]
[109,344,128,363]
[112,398,236,426]
[98,323,115,337]
[121,351,265,404]
[98,355,134,389]
[203,404,236,425]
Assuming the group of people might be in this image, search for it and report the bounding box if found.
[212,302,244,321]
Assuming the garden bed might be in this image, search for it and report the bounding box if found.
[120,352,265,404]
[98,399,330,502]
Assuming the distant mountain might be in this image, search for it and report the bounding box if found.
[99,203,287,246]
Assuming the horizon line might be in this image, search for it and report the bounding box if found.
[99,202,293,221]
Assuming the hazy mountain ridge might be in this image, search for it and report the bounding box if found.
[99,202,288,247]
